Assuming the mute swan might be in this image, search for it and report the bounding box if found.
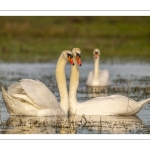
[86,48,109,86]
[69,48,150,116]
[2,50,74,116]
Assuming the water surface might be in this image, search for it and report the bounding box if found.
[0,62,150,134]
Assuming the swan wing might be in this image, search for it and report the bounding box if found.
[2,87,39,115]
[99,69,109,85]
[8,82,36,106]
[99,69,109,79]
[8,82,23,94]
[78,95,139,115]
[86,70,93,85]
[18,79,60,110]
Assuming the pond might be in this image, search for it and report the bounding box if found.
[0,62,150,134]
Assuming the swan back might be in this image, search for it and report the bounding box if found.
[19,79,60,109]
[73,95,149,116]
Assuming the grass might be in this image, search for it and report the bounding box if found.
[0,16,150,62]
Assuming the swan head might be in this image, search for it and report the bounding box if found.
[72,48,82,66]
[63,50,74,65]
[93,48,100,59]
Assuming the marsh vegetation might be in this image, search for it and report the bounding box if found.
[0,16,150,62]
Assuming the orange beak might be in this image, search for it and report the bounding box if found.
[68,56,74,65]
[76,56,82,66]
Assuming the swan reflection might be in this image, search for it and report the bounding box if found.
[2,114,150,134]
[69,115,149,134]
[86,86,108,98]
[2,115,68,134]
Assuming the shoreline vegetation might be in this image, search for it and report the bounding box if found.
[0,16,150,63]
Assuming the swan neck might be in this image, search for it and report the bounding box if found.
[55,55,68,115]
[93,56,100,78]
[69,57,79,114]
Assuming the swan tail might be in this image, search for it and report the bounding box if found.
[2,87,15,115]
[139,98,150,107]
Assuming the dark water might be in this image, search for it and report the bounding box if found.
[0,62,150,134]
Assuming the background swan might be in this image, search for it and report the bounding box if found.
[86,48,109,86]
[69,48,150,116]
[2,50,74,116]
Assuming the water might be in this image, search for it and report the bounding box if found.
[0,62,150,134]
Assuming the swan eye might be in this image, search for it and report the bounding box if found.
[76,52,81,58]
[75,52,82,66]
[67,53,74,65]
[94,51,99,58]
[67,53,73,58]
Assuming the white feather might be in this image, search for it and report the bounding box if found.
[69,48,150,116]
[86,49,109,86]
[2,50,72,116]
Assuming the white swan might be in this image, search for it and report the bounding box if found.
[2,50,74,116]
[69,48,150,116]
[86,48,109,86]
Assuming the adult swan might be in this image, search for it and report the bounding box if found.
[2,50,75,116]
[86,48,109,86]
[69,48,150,115]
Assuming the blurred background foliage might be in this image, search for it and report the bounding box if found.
[0,16,150,62]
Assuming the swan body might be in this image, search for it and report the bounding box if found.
[2,50,74,116]
[2,80,64,116]
[69,48,150,116]
[86,48,109,86]
[70,94,150,115]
